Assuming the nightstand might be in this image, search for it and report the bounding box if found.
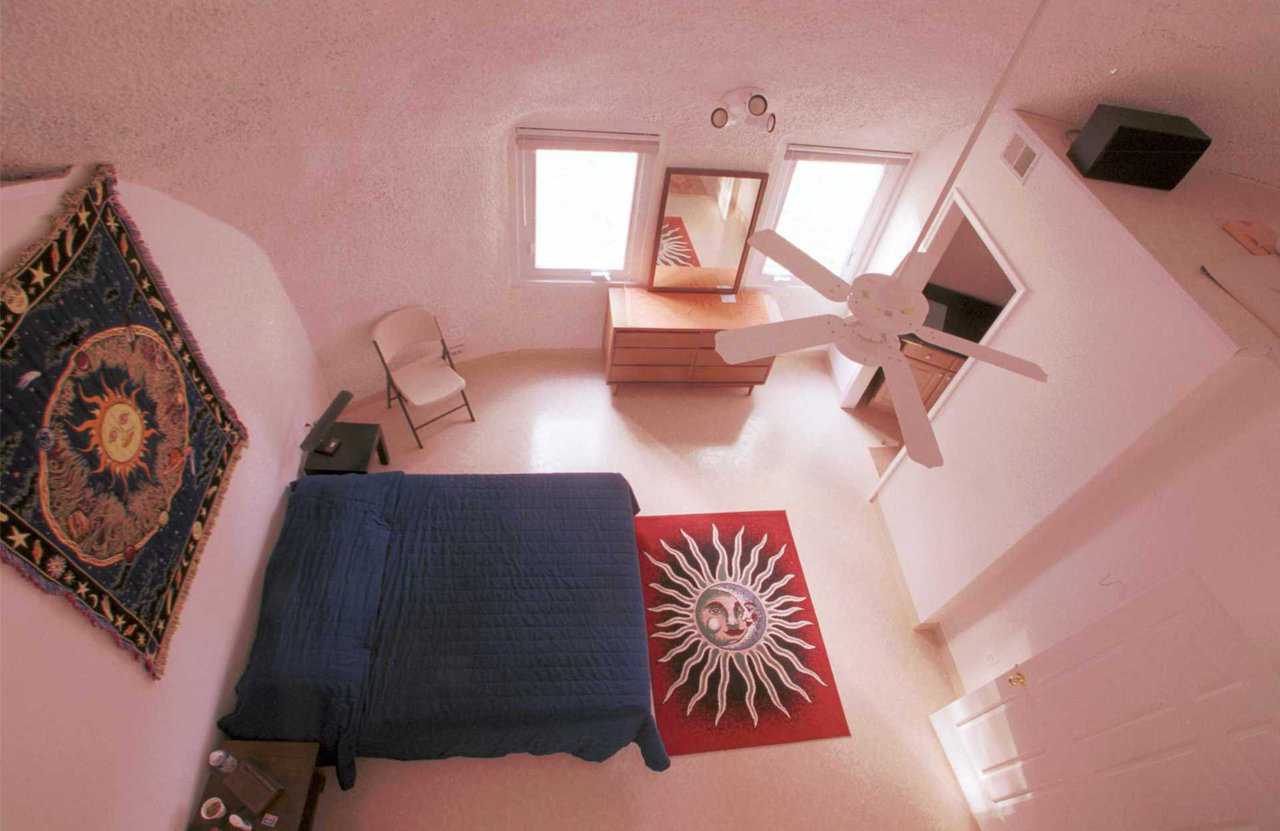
[303,421,390,475]
[188,740,322,831]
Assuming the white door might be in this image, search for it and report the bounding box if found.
[932,573,1280,830]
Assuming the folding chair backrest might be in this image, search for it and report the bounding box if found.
[373,307,442,364]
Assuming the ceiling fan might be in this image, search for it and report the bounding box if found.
[715,0,1052,469]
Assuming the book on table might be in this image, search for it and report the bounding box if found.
[224,759,285,816]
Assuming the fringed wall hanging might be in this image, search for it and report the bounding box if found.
[0,166,248,677]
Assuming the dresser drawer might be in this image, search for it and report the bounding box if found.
[612,347,697,366]
[608,365,692,382]
[694,348,772,368]
[614,331,715,349]
[902,340,965,371]
[691,366,771,384]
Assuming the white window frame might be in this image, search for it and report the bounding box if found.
[514,128,661,283]
[748,144,913,285]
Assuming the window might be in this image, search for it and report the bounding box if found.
[760,146,911,281]
[515,128,660,281]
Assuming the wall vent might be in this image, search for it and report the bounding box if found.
[1001,133,1038,182]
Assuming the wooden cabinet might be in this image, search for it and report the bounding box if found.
[864,338,965,414]
[605,287,779,391]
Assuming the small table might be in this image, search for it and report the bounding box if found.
[188,740,322,831]
[303,421,389,475]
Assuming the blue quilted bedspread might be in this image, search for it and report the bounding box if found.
[218,472,669,788]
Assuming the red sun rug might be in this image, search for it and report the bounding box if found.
[635,511,850,756]
[657,216,701,267]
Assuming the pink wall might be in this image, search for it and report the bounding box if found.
[924,119,1280,693]
[1019,112,1280,354]
[928,219,1015,306]
[938,354,1280,692]
[867,126,968,277]
[0,170,329,830]
[874,111,1235,623]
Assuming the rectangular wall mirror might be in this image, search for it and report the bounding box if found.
[648,168,767,293]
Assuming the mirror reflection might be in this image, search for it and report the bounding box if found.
[651,170,766,292]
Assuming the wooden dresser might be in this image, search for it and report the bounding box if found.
[864,338,966,412]
[858,338,966,472]
[604,287,781,391]
[858,337,966,445]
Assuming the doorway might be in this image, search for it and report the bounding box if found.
[853,190,1025,479]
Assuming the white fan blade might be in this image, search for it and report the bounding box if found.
[916,326,1047,382]
[715,315,844,364]
[881,358,944,468]
[748,230,850,302]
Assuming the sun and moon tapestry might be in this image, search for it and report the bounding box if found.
[0,166,247,677]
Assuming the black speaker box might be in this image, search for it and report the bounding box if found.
[1067,104,1211,191]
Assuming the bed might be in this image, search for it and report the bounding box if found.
[218,471,669,789]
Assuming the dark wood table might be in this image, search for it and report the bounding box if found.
[188,740,322,831]
[303,421,389,475]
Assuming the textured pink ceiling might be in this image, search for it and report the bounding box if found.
[4,1,1275,393]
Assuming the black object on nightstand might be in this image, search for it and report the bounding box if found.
[303,421,389,475]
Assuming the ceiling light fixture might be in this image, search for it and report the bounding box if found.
[711,88,777,134]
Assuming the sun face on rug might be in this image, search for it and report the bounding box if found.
[644,525,827,726]
[657,217,700,267]
[696,582,765,650]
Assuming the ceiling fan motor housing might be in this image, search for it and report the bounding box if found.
[847,273,928,335]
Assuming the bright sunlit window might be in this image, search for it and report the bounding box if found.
[762,147,910,280]
[534,149,637,271]
[516,129,659,281]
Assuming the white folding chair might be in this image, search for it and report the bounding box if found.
[372,307,475,449]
